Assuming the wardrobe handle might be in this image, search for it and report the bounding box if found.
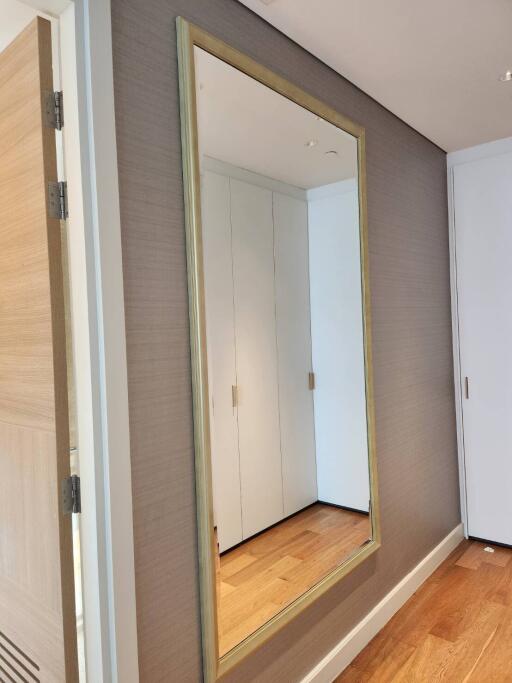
[308,372,315,391]
[231,385,238,408]
[464,377,469,400]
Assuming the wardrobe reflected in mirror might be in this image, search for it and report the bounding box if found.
[178,18,379,680]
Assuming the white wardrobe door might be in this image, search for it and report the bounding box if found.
[202,171,242,552]
[230,178,284,539]
[454,153,512,546]
[308,187,370,512]
[273,192,317,516]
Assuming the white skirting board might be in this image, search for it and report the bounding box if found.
[301,524,464,683]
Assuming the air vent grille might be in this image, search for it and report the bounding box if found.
[0,631,39,683]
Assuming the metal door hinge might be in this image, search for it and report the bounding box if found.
[48,181,68,220]
[308,372,316,391]
[43,90,64,130]
[62,475,81,514]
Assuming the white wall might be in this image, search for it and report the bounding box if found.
[308,180,370,512]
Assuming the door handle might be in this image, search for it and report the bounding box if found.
[231,385,238,408]
[464,376,469,400]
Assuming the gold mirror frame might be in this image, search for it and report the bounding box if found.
[177,17,380,681]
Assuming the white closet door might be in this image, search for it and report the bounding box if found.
[202,171,242,552]
[273,192,317,516]
[454,153,512,546]
[230,178,284,539]
[308,184,369,512]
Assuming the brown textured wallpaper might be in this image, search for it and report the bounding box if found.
[110,1,460,680]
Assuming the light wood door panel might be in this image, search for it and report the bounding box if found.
[202,171,243,552]
[0,17,78,682]
[273,192,317,516]
[230,178,284,539]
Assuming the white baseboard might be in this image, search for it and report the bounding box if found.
[301,524,464,683]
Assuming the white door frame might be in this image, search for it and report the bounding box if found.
[447,135,512,541]
[447,162,468,537]
[20,0,139,680]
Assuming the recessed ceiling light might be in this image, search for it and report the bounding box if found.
[325,150,339,157]
[305,140,318,148]
[499,70,512,82]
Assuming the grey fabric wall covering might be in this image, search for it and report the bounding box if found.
[110,1,460,680]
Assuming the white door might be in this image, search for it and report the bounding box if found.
[308,183,370,512]
[273,192,317,516]
[202,171,242,551]
[231,178,284,539]
[454,153,512,545]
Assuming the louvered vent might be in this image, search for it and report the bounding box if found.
[0,630,40,683]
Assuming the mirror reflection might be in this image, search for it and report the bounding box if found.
[195,46,372,656]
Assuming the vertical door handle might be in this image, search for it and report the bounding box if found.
[231,385,238,408]
[464,376,469,399]
[308,372,315,391]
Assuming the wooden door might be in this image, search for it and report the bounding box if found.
[0,17,78,682]
[230,178,284,539]
[454,153,512,546]
[202,171,243,552]
[273,192,317,516]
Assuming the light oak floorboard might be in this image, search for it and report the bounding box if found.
[336,540,512,682]
[218,504,370,656]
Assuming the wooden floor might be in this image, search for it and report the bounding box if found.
[218,503,370,655]
[337,539,512,682]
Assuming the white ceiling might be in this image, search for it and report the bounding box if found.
[0,0,68,53]
[195,47,358,190]
[238,0,512,152]
[0,0,38,52]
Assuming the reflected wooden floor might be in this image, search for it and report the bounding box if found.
[217,503,370,656]
[337,540,512,682]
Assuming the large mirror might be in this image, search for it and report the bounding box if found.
[177,18,379,681]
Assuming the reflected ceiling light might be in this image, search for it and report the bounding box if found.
[499,70,512,82]
[305,139,318,147]
[325,150,339,157]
